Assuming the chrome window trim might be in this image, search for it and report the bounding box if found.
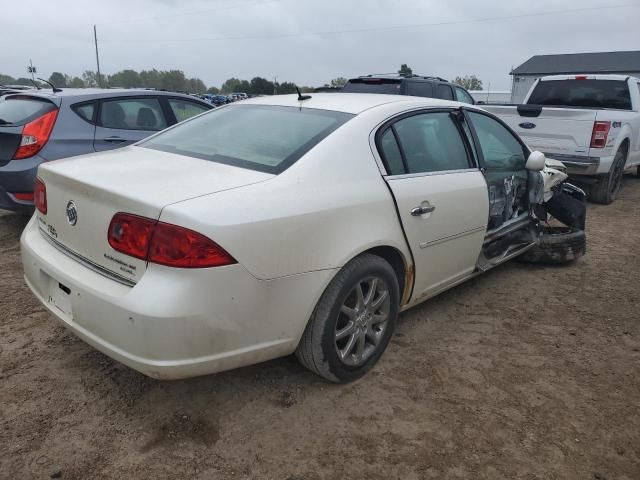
[385,168,479,180]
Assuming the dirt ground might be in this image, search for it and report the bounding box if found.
[1,178,639,480]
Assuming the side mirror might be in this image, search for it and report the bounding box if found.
[526,150,546,171]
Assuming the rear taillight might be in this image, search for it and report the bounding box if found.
[12,192,34,202]
[575,75,588,80]
[108,213,236,268]
[34,178,47,214]
[590,121,611,149]
[13,109,59,160]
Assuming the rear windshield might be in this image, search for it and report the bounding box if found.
[527,80,632,110]
[0,96,57,126]
[342,79,402,95]
[141,104,353,174]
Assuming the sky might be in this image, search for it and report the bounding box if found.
[2,0,639,90]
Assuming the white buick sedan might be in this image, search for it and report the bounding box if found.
[21,93,585,382]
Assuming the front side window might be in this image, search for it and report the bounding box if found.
[99,97,167,131]
[455,87,474,104]
[141,105,353,174]
[467,111,526,170]
[380,112,470,174]
[168,99,209,123]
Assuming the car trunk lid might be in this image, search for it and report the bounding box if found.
[36,146,272,284]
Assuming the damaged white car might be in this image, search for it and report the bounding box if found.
[21,94,586,383]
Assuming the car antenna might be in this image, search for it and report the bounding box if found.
[37,78,62,93]
[296,86,311,101]
[29,79,41,90]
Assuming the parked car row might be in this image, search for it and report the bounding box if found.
[197,92,249,106]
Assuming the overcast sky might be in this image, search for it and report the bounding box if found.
[2,0,639,90]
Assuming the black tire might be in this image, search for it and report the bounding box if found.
[295,253,400,383]
[636,165,640,178]
[590,147,626,204]
[518,226,586,265]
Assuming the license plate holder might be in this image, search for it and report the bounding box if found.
[47,277,73,319]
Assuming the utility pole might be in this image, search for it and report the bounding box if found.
[94,25,102,88]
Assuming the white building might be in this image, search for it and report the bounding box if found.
[510,50,640,103]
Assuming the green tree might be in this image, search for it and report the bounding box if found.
[249,77,274,95]
[207,86,220,94]
[188,77,207,94]
[108,69,141,88]
[82,70,99,87]
[0,74,16,84]
[277,81,297,94]
[398,64,413,76]
[68,77,85,88]
[330,77,347,87]
[221,78,244,94]
[48,72,67,88]
[161,70,187,91]
[139,69,161,89]
[452,75,483,90]
[14,77,37,86]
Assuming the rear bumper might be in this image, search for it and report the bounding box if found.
[20,216,335,379]
[0,154,43,212]
[545,153,614,177]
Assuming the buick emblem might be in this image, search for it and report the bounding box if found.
[519,122,536,129]
[66,200,78,226]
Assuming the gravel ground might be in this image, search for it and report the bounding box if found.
[1,177,639,480]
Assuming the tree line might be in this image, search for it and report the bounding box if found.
[1,64,483,94]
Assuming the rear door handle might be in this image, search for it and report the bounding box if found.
[103,136,126,143]
[411,205,436,216]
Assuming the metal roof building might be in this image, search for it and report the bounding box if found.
[510,51,640,103]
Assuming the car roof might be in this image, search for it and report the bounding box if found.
[4,88,206,103]
[350,74,450,82]
[539,74,632,82]
[242,93,470,114]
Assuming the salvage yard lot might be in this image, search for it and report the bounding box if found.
[1,180,639,479]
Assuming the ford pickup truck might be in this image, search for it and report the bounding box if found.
[484,74,640,204]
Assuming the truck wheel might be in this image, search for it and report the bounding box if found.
[590,147,626,204]
[518,226,586,265]
[295,253,399,383]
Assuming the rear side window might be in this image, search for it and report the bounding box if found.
[435,84,454,100]
[168,99,210,123]
[342,79,402,94]
[528,80,632,110]
[0,96,56,126]
[406,81,433,98]
[99,97,167,131]
[72,102,96,123]
[379,129,405,175]
[386,112,470,174]
[141,105,353,174]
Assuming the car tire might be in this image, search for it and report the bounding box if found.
[636,165,640,178]
[295,253,400,383]
[590,147,626,204]
[518,226,586,265]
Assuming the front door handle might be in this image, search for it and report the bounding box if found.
[411,205,436,216]
[103,136,126,143]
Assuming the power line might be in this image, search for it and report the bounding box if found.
[97,0,285,26]
[100,3,639,44]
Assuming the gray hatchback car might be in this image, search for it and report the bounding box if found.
[0,88,212,213]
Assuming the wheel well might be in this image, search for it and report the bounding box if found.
[619,138,630,157]
[364,246,412,306]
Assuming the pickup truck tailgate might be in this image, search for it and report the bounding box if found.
[484,105,597,157]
